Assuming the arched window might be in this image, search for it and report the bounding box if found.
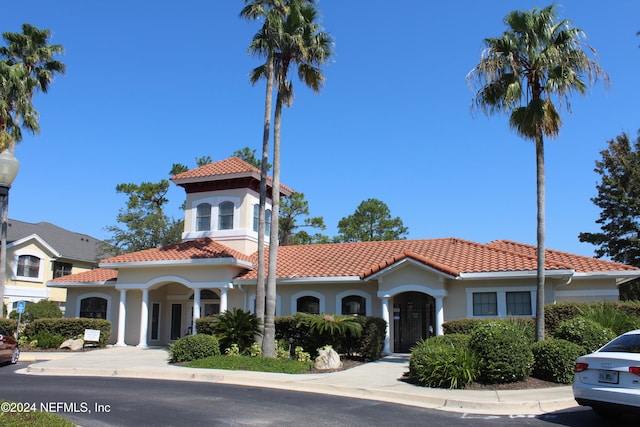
[196,203,212,231]
[80,297,108,319]
[297,296,320,314]
[218,201,234,230]
[342,295,366,316]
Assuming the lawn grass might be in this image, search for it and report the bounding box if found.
[0,400,75,426]
[184,355,313,374]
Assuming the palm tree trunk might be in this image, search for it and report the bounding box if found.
[255,56,274,345]
[535,135,546,341]
[263,88,283,358]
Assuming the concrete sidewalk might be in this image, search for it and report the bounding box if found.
[18,346,578,416]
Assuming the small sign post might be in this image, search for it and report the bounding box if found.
[16,301,25,339]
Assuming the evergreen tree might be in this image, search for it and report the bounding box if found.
[579,131,640,300]
[279,192,327,245]
[335,198,408,243]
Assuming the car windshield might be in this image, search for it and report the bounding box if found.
[600,333,640,353]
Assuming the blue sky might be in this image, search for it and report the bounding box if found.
[3,1,639,258]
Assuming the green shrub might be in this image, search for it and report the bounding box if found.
[210,308,260,353]
[9,299,62,323]
[24,318,111,347]
[0,318,18,335]
[295,313,362,355]
[578,303,640,335]
[442,318,484,335]
[469,321,533,384]
[409,336,479,389]
[31,331,65,349]
[553,317,617,353]
[544,303,583,335]
[532,338,585,384]
[169,334,220,363]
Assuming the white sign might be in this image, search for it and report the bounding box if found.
[83,329,101,342]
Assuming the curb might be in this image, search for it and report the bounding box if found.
[22,365,579,415]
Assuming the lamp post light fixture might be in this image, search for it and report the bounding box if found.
[0,150,19,318]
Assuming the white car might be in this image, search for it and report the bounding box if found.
[573,329,640,418]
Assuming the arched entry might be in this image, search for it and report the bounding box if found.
[393,291,435,352]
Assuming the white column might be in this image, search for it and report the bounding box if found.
[435,297,444,336]
[381,297,391,354]
[192,287,201,335]
[220,288,228,312]
[115,289,127,346]
[137,289,149,348]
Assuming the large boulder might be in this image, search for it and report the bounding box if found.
[314,346,342,371]
[59,339,84,351]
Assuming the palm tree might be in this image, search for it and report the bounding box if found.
[246,0,332,357]
[264,0,333,357]
[241,0,286,346]
[0,62,38,149]
[468,5,608,341]
[0,23,65,152]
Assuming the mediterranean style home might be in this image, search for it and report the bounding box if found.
[49,157,640,353]
[3,219,103,316]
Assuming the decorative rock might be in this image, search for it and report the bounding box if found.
[313,346,342,370]
[59,339,84,351]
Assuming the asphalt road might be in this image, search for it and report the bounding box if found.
[0,362,637,427]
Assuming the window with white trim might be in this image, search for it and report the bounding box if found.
[17,255,40,279]
[196,203,212,231]
[218,201,234,230]
[297,296,320,314]
[80,297,108,319]
[473,292,497,316]
[506,291,532,315]
[341,295,366,316]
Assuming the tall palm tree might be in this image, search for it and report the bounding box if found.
[0,62,38,149]
[468,5,608,341]
[0,23,65,152]
[242,0,286,346]
[263,0,333,357]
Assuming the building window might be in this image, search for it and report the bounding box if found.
[17,255,40,278]
[342,295,366,316]
[253,204,259,232]
[297,296,320,314]
[151,303,160,341]
[473,292,497,316]
[218,201,234,230]
[196,203,212,231]
[80,297,108,319]
[53,261,72,279]
[265,209,272,236]
[506,291,532,316]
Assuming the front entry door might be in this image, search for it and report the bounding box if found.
[393,292,435,352]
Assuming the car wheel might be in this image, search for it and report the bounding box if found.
[10,347,19,364]
[592,406,620,419]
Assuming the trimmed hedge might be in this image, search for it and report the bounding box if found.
[553,317,616,354]
[443,317,534,340]
[0,318,18,334]
[169,334,220,363]
[532,338,585,384]
[24,318,111,347]
[469,321,533,384]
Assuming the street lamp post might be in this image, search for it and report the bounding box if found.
[0,151,19,318]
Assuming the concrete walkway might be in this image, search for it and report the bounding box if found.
[18,346,578,416]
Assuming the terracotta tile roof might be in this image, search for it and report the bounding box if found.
[51,268,118,283]
[100,238,253,265]
[486,240,639,273]
[171,156,294,194]
[237,238,600,281]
